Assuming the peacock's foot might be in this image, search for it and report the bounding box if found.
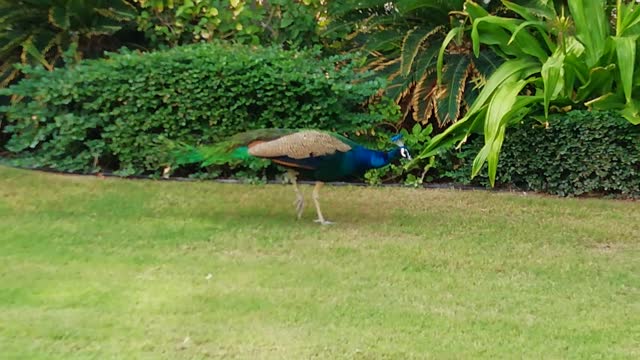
[294,197,304,219]
[314,219,334,225]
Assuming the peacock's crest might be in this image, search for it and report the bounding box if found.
[390,134,411,160]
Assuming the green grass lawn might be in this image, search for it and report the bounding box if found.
[1,165,639,359]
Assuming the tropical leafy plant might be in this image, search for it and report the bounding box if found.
[327,0,503,128]
[415,0,640,186]
[0,0,137,87]
[442,110,640,198]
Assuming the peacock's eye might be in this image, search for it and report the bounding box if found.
[400,148,411,159]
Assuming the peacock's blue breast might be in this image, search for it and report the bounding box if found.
[297,147,384,182]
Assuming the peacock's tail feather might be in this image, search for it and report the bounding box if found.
[171,128,297,167]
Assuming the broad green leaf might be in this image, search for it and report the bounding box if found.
[502,96,543,126]
[484,79,527,143]
[568,0,609,67]
[467,58,540,116]
[418,104,488,160]
[621,100,640,124]
[612,35,637,103]
[463,0,489,21]
[585,92,626,111]
[465,105,489,136]
[471,20,509,57]
[471,138,491,179]
[437,26,462,85]
[616,0,640,37]
[562,35,587,94]
[564,36,586,58]
[509,20,555,52]
[396,0,464,15]
[564,51,589,85]
[484,98,537,183]
[575,64,615,102]
[541,51,565,118]
[501,1,537,22]
[485,125,506,185]
[472,16,548,61]
[502,0,556,22]
[405,129,466,166]
[473,80,534,185]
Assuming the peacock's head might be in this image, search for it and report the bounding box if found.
[390,134,412,160]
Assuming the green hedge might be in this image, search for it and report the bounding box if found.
[444,110,640,198]
[0,42,386,176]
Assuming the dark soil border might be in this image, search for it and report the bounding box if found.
[4,162,636,201]
[1,162,526,193]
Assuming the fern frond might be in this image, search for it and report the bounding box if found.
[411,69,437,123]
[434,54,472,126]
[370,56,400,72]
[0,61,20,87]
[401,25,444,76]
[20,35,52,69]
[94,0,137,21]
[49,5,70,30]
[370,57,402,85]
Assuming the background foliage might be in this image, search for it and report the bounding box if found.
[0,0,328,88]
[132,0,326,49]
[0,0,139,87]
[0,42,390,177]
[2,0,640,199]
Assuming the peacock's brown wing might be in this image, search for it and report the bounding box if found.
[247,130,352,159]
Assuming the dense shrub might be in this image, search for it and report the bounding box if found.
[0,42,388,176]
[442,110,640,198]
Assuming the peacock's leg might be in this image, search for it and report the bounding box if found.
[287,170,304,219]
[312,181,333,225]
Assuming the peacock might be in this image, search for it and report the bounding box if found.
[173,129,412,224]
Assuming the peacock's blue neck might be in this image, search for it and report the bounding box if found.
[356,146,401,169]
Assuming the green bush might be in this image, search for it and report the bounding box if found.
[0,42,388,176]
[441,110,640,198]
